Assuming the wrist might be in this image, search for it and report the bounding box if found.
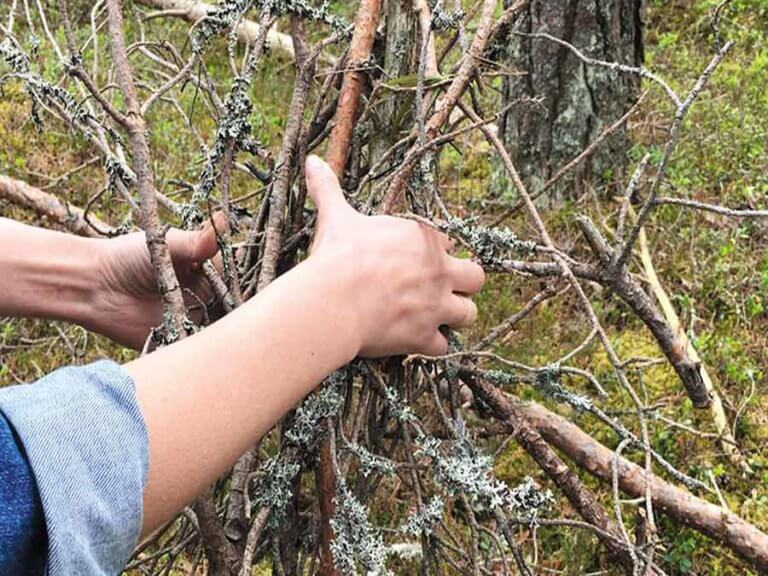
[0,219,103,324]
[244,254,365,364]
[301,253,367,361]
[74,237,116,330]
[49,235,105,327]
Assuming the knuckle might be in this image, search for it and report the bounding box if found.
[424,337,447,357]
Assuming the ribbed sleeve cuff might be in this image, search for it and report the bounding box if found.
[0,360,149,575]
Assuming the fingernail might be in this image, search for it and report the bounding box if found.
[305,155,324,173]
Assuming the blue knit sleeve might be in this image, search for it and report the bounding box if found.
[0,412,46,575]
[0,360,149,575]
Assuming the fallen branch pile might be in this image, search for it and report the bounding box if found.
[2,0,767,574]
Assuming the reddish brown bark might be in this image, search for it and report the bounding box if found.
[317,1,383,573]
[324,0,383,177]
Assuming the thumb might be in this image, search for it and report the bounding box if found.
[305,155,352,217]
[167,211,226,263]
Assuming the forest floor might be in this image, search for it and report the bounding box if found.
[1,0,767,574]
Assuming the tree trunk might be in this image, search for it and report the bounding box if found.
[499,0,645,204]
[369,0,419,166]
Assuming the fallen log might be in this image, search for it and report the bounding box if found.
[519,398,768,571]
[0,174,110,237]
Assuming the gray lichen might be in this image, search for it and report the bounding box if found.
[259,0,348,34]
[440,217,537,268]
[399,495,444,537]
[342,441,395,478]
[535,367,594,413]
[0,39,94,132]
[191,0,254,53]
[187,77,263,227]
[249,370,348,525]
[284,369,346,449]
[416,433,551,518]
[192,0,348,53]
[0,38,29,71]
[105,155,133,191]
[251,456,302,511]
[330,478,392,576]
[381,385,417,424]
[431,3,464,31]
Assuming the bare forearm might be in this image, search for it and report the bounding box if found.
[124,255,361,534]
[0,156,484,544]
[0,218,101,324]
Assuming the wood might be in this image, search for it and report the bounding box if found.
[0,175,110,238]
[226,34,332,546]
[574,215,711,408]
[105,1,236,571]
[324,0,383,177]
[637,225,750,472]
[135,0,296,60]
[519,398,768,571]
[499,0,645,203]
[460,372,637,572]
[105,0,189,339]
[317,0,383,572]
[379,0,528,213]
[193,489,241,576]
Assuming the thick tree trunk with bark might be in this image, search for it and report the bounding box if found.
[500,0,645,204]
[369,0,419,164]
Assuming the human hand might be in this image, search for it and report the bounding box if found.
[304,155,485,357]
[88,217,223,350]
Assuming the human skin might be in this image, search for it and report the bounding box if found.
[0,210,224,349]
[0,155,485,536]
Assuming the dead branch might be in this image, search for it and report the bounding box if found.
[378,0,528,213]
[463,100,665,565]
[653,196,768,218]
[226,32,335,548]
[105,0,189,338]
[459,370,639,573]
[574,215,711,408]
[316,0,383,571]
[135,0,296,60]
[520,399,768,571]
[636,225,750,473]
[104,0,235,571]
[324,0,382,177]
[0,174,111,237]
